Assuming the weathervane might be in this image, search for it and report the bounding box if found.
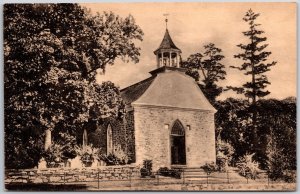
[163,13,169,29]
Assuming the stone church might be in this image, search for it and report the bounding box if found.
[88,27,217,170]
[43,26,217,170]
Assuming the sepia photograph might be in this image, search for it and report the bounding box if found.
[3,2,296,191]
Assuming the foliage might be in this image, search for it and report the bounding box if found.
[158,167,182,179]
[215,98,253,163]
[4,4,143,169]
[113,144,130,164]
[143,160,153,173]
[76,145,99,167]
[140,160,152,177]
[98,144,129,166]
[43,143,64,168]
[236,153,260,179]
[99,153,127,166]
[200,162,217,174]
[140,168,149,178]
[265,99,296,183]
[215,97,296,174]
[181,43,226,103]
[227,9,276,102]
[5,136,44,169]
[43,132,78,167]
[216,139,235,171]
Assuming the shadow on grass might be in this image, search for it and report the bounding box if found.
[5,183,88,191]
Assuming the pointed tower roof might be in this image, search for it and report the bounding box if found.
[154,29,181,54]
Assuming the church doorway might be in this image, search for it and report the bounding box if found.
[170,120,186,165]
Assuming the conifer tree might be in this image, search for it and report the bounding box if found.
[228,9,276,103]
[227,9,276,155]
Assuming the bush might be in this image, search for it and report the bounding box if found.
[113,145,130,164]
[282,170,296,183]
[76,145,99,167]
[43,132,78,167]
[100,153,126,166]
[140,168,149,178]
[200,162,217,174]
[158,167,182,179]
[237,153,260,179]
[216,139,234,171]
[216,155,227,172]
[140,160,152,177]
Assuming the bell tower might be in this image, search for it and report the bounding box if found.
[154,16,181,68]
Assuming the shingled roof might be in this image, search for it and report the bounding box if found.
[132,71,216,112]
[154,29,181,54]
[120,76,155,106]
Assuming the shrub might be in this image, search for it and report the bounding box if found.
[99,153,126,166]
[140,167,149,178]
[216,155,227,172]
[43,143,63,167]
[99,144,130,166]
[216,138,235,171]
[237,153,260,179]
[282,170,296,183]
[43,132,78,167]
[140,160,152,177]
[143,160,152,173]
[158,167,169,176]
[113,145,130,164]
[157,167,182,179]
[200,162,217,174]
[76,145,99,167]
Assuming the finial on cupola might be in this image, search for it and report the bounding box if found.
[163,13,169,29]
[153,14,182,68]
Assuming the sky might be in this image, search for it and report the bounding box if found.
[82,2,296,100]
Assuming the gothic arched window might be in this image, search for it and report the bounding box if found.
[171,120,185,136]
[107,124,113,154]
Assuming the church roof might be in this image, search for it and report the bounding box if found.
[120,76,156,106]
[123,70,216,112]
[154,29,181,54]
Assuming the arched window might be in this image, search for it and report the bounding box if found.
[171,120,185,136]
[107,124,113,154]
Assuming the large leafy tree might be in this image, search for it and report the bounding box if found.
[181,43,226,103]
[4,4,143,168]
[216,97,296,174]
[227,9,276,103]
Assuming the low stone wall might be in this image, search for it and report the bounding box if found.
[5,165,140,184]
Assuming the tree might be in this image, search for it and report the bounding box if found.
[4,4,143,168]
[226,9,277,155]
[215,97,296,173]
[181,43,226,103]
[227,9,276,103]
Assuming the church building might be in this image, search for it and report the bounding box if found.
[88,24,217,170]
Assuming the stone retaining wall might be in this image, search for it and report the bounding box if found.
[5,165,140,184]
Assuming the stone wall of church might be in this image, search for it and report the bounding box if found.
[124,111,136,163]
[88,113,135,163]
[133,105,216,170]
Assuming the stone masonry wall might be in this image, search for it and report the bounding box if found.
[133,105,216,170]
[5,166,140,184]
[88,113,135,163]
[124,111,135,162]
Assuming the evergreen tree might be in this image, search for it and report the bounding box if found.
[227,9,276,154]
[227,9,276,103]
